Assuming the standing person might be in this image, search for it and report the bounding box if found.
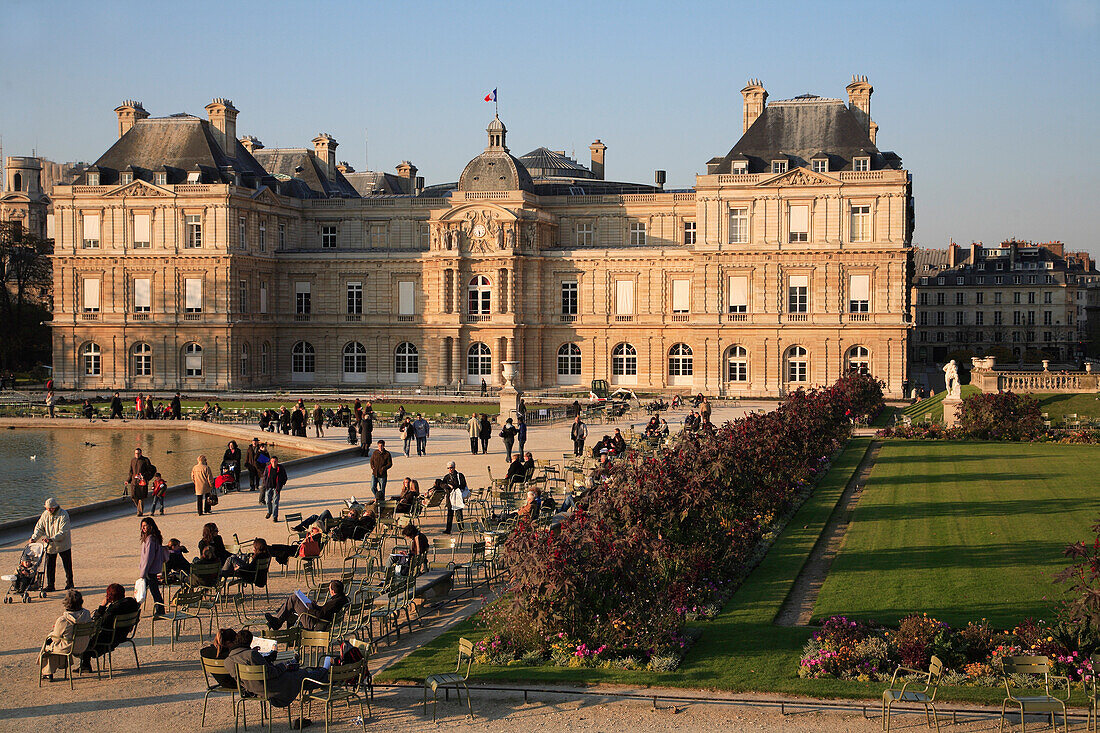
[45,389,55,418]
[126,447,155,517]
[400,416,413,457]
[144,394,155,420]
[280,406,292,435]
[170,392,182,420]
[358,411,373,456]
[138,517,168,617]
[441,462,468,535]
[30,498,73,592]
[244,437,262,492]
[191,455,215,516]
[412,413,430,457]
[517,398,527,423]
[517,417,528,456]
[369,440,392,504]
[135,393,144,419]
[222,440,242,488]
[570,414,588,457]
[312,404,324,437]
[290,406,305,437]
[480,378,487,396]
[149,473,168,516]
[477,413,492,454]
[700,396,712,425]
[262,456,287,522]
[109,391,124,419]
[499,418,518,461]
[466,413,480,455]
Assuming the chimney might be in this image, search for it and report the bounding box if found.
[312,133,338,171]
[845,76,874,142]
[114,100,149,138]
[204,98,239,157]
[947,240,959,268]
[740,79,768,134]
[336,161,355,174]
[969,241,979,264]
[654,170,666,192]
[239,135,263,155]
[396,161,418,194]
[589,140,606,180]
[415,176,425,195]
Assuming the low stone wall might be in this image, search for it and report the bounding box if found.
[969,357,1099,394]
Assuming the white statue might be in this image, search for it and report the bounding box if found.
[943,359,961,399]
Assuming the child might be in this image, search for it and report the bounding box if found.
[165,538,191,579]
[347,419,358,446]
[6,557,36,593]
[150,472,168,515]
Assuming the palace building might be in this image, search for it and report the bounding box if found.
[48,77,913,396]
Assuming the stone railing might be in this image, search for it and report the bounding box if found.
[970,357,1100,393]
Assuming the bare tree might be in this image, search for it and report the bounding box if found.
[0,221,52,371]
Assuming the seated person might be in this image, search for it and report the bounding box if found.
[265,580,347,631]
[198,523,230,565]
[165,538,191,575]
[221,538,270,578]
[5,555,37,593]
[330,506,376,542]
[516,490,539,521]
[505,454,526,486]
[610,429,627,456]
[296,525,323,559]
[200,627,238,689]
[521,451,536,479]
[40,589,93,681]
[395,477,420,514]
[226,629,316,711]
[400,523,428,557]
[79,583,140,672]
[644,417,660,437]
[81,400,95,419]
[659,418,670,437]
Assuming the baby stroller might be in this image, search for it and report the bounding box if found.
[216,461,239,493]
[3,543,46,603]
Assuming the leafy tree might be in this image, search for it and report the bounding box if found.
[0,221,52,372]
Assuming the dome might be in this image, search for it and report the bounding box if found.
[487,116,506,133]
[458,149,534,192]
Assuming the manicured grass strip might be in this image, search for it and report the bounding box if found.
[813,440,1100,628]
[901,386,980,422]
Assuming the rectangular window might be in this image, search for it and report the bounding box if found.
[671,278,690,314]
[1028,311,1035,325]
[683,221,696,245]
[132,213,150,248]
[728,208,748,243]
[134,278,151,312]
[848,273,870,312]
[295,282,311,314]
[321,225,337,249]
[398,280,415,315]
[994,311,1003,325]
[854,157,870,172]
[728,275,748,313]
[154,172,167,186]
[771,160,788,174]
[259,221,266,252]
[370,223,386,249]
[1014,292,1021,304]
[185,214,202,248]
[1013,311,1022,326]
[239,217,247,249]
[975,311,984,326]
[850,205,871,242]
[994,292,1002,304]
[259,282,268,314]
[184,278,202,313]
[936,312,945,326]
[1044,311,1052,326]
[346,282,362,314]
[561,281,578,315]
[956,292,965,305]
[956,277,965,286]
[238,280,248,314]
[82,214,100,248]
[936,293,945,305]
[629,222,646,246]
[788,274,809,313]
[278,222,286,250]
[976,276,986,284]
[1044,331,1054,342]
[918,293,928,306]
[976,292,984,304]
[615,280,634,315]
[1027,291,1035,304]
[82,278,100,312]
[788,204,809,242]
[955,311,964,325]
[576,222,593,246]
[919,312,928,326]
[1044,291,1052,304]
[811,159,827,173]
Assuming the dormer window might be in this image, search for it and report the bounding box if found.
[120,172,133,185]
[187,170,201,183]
[154,172,167,186]
[853,156,871,172]
[87,172,99,186]
[771,159,788,174]
[732,162,747,174]
[811,158,828,173]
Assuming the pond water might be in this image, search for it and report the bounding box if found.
[0,428,308,518]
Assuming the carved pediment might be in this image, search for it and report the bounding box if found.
[107,181,171,197]
[758,167,838,187]
[251,187,281,205]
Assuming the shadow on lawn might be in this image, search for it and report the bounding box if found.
[869,471,1048,486]
[854,497,1096,522]
[830,540,1069,571]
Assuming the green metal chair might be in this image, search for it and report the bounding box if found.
[89,609,141,679]
[423,637,475,722]
[152,586,209,648]
[199,654,237,727]
[299,659,370,732]
[38,620,95,689]
[997,655,1069,733]
[881,655,942,733]
[233,662,293,733]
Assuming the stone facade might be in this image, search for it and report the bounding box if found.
[49,79,913,397]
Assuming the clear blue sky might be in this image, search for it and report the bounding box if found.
[2,0,1097,252]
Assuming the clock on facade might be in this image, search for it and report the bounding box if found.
[471,224,486,238]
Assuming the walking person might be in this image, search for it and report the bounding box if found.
[191,455,215,516]
[109,391,124,419]
[45,389,55,418]
[517,417,528,455]
[221,440,242,489]
[312,404,324,438]
[358,411,373,456]
[170,392,182,420]
[29,498,73,592]
[262,455,287,522]
[138,517,168,617]
[412,413,430,456]
[441,461,469,535]
[149,473,167,516]
[499,418,518,461]
[700,396,712,425]
[244,437,262,492]
[400,416,413,457]
[477,413,492,454]
[480,378,487,397]
[466,413,480,455]
[369,440,392,504]
[127,447,156,516]
[570,414,588,457]
[290,405,306,437]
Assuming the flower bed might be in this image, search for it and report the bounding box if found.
[879,390,1047,441]
[467,372,884,670]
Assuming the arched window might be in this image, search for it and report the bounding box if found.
[292,341,315,373]
[467,275,491,316]
[668,343,693,378]
[82,342,101,376]
[13,173,22,192]
[557,343,582,377]
[343,342,367,374]
[183,343,202,377]
[467,342,492,377]
[394,342,419,376]
[786,345,808,383]
[727,345,748,382]
[131,342,152,377]
[847,345,870,374]
[611,343,637,377]
[261,342,270,375]
[239,342,250,377]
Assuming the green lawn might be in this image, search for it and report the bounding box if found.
[813,440,1100,628]
[900,386,980,422]
[1036,392,1100,424]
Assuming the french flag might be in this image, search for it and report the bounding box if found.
[484,89,497,102]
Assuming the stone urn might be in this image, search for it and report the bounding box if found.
[1042,360,1050,371]
[1087,362,1094,374]
[500,361,518,391]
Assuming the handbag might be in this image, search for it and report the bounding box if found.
[208,492,219,506]
[134,577,147,604]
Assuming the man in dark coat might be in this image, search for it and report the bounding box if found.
[127,447,156,516]
[170,392,182,420]
[109,392,124,419]
[265,580,348,631]
[226,634,313,709]
[244,437,262,492]
[80,583,140,671]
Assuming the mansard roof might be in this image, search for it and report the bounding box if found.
[251,149,359,198]
[711,96,903,174]
[517,147,596,180]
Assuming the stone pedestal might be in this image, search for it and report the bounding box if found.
[942,397,963,428]
[498,360,521,422]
